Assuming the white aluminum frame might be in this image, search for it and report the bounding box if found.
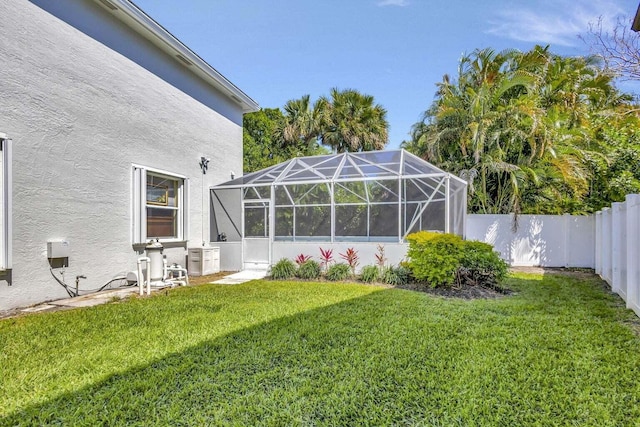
[211,150,467,255]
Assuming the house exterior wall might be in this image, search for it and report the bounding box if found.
[0,0,244,310]
[28,0,244,125]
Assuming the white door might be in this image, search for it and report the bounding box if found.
[243,200,270,269]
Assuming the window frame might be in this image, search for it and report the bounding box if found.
[132,165,189,244]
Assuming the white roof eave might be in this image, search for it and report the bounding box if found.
[92,0,259,113]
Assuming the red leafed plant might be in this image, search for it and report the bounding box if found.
[319,247,334,272]
[339,248,360,275]
[375,244,386,272]
[294,254,312,265]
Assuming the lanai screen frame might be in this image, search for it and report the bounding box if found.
[211,149,467,244]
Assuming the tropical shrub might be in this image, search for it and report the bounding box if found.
[374,244,386,272]
[296,260,322,280]
[270,258,296,280]
[360,265,380,283]
[319,248,334,272]
[406,231,464,287]
[339,248,360,275]
[406,231,507,288]
[294,254,312,265]
[382,265,412,286]
[458,241,508,289]
[325,263,351,281]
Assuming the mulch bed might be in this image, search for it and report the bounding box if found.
[408,267,598,300]
[268,276,512,300]
[396,282,513,299]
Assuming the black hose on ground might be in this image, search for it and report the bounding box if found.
[49,267,131,297]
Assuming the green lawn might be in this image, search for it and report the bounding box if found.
[1,273,639,426]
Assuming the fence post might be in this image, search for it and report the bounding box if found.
[602,208,612,285]
[620,201,628,299]
[626,194,640,313]
[611,202,623,294]
[595,211,602,275]
[602,207,612,284]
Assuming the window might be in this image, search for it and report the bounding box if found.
[0,134,11,269]
[132,166,188,244]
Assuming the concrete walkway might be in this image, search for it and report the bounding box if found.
[52,288,140,308]
[211,269,268,284]
[2,270,268,319]
[9,287,141,317]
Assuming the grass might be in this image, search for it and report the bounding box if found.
[1,273,640,425]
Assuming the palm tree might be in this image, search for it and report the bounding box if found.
[317,88,389,152]
[281,95,321,148]
[412,48,537,214]
[403,46,626,215]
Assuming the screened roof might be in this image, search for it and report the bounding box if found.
[214,149,466,188]
[211,149,467,242]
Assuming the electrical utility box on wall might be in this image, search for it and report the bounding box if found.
[47,240,70,268]
[47,240,70,258]
[188,247,220,276]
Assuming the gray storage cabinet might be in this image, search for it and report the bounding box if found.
[188,247,220,276]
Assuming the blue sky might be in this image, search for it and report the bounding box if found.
[134,0,638,149]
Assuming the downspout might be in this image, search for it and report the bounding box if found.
[0,134,11,269]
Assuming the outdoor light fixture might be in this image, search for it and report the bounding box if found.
[230,171,235,179]
[199,156,210,174]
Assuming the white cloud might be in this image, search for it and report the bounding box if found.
[377,0,409,7]
[486,0,627,47]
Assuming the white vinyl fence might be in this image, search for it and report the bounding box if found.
[595,194,640,317]
[466,214,595,268]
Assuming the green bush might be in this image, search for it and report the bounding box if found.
[359,265,379,283]
[382,265,412,286]
[325,263,351,281]
[406,231,507,289]
[458,241,508,289]
[296,260,321,280]
[406,231,464,287]
[270,258,296,280]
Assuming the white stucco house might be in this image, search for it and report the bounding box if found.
[0,0,258,311]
